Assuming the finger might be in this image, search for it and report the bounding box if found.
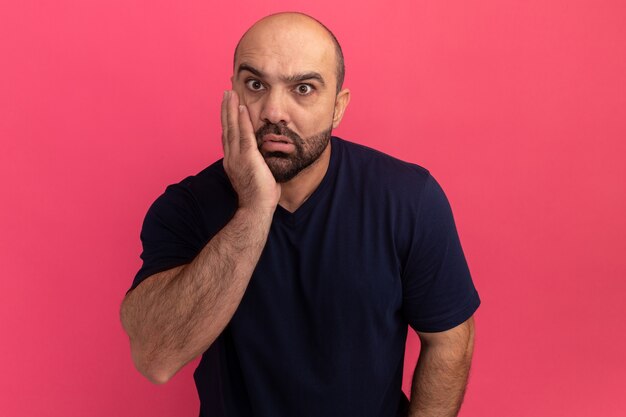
[226,90,241,154]
[221,90,230,154]
[237,104,256,152]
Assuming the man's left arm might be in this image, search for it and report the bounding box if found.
[408,316,475,417]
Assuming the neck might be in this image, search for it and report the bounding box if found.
[278,142,332,213]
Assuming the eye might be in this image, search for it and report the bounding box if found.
[245,79,265,92]
[295,84,314,96]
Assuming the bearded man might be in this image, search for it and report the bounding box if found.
[121,12,480,417]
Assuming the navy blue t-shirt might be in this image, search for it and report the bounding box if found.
[131,137,480,417]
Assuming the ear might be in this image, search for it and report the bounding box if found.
[332,88,351,129]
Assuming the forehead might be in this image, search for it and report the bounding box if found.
[235,19,336,81]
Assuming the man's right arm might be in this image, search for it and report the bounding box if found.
[120,91,280,384]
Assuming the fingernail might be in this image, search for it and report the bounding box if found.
[238,105,245,113]
[224,90,229,99]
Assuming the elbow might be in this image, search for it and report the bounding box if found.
[141,367,174,385]
[130,343,177,385]
[120,293,173,384]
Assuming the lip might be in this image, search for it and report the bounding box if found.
[263,134,293,144]
[261,134,295,153]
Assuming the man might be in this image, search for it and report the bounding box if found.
[121,12,480,417]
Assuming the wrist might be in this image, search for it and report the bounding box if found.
[235,205,276,222]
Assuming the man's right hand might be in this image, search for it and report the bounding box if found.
[122,90,280,383]
[221,90,281,212]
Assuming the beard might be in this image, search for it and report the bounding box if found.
[255,122,332,183]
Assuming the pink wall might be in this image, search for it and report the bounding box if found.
[2,1,625,416]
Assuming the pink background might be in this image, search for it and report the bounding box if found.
[2,0,625,416]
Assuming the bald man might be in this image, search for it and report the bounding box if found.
[121,12,480,417]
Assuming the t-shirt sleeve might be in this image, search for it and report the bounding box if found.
[130,183,207,291]
[401,174,480,332]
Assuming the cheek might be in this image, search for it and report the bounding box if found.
[244,102,264,132]
[296,105,335,134]
[236,86,262,110]
[235,89,261,126]
[240,92,335,136]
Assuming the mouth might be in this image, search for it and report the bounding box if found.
[263,134,293,144]
[260,134,296,154]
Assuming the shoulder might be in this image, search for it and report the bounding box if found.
[332,136,433,200]
[169,159,232,198]
[145,159,236,229]
[156,159,233,206]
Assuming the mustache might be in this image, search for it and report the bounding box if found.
[255,122,303,145]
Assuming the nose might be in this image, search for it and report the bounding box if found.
[259,88,290,126]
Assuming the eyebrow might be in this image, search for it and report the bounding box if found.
[237,63,326,86]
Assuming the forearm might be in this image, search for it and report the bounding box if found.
[408,320,475,417]
[120,207,274,383]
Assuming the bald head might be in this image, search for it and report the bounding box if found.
[234,13,345,93]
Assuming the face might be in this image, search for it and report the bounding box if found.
[232,16,349,183]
